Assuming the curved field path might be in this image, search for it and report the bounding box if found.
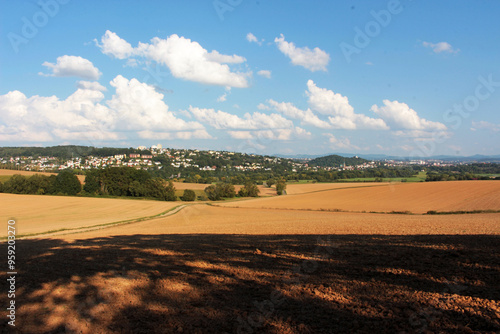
[0,193,178,237]
[54,204,500,241]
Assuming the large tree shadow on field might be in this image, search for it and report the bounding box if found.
[1,234,499,333]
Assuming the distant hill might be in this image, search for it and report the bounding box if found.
[308,154,369,167]
[0,145,148,159]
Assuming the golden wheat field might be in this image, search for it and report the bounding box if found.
[0,193,178,237]
[1,181,499,333]
[221,180,500,214]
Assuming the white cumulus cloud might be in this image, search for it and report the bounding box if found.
[274,34,330,72]
[370,100,446,131]
[422,41,459,54]
[77,81,107,92]
[471,121,500,132]
[95,30,135,59]
[0,75,206,144]
[107,75,203,131]
[189,106,292,130]
[257,70,271,78]
[41,55,101,80]
[97,31,251,88]
[267,99,331,129]
[324,134,360,150]
[246,32,263,45]
[306,80,388,130]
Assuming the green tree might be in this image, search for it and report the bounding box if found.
[266,179,275,188]
[238,182,260,197]
[181,189,196,201]
[144,178,176,201]
[83,169,101,195]
[3,175,29,194]
[217,183,236,198]
[27,174,53,195]
[164,180,177,201]
[276,180,287,195]
[52,170,82,195]
[204,184,219,201]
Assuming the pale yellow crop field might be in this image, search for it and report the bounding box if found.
[220,181,500,214]
[0,193,178,237]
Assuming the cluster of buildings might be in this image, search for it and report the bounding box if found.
[2,144,473,174]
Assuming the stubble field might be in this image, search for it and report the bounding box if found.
[1,181,499,333]
[222,180,500,214]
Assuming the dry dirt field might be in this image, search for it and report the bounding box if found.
[1,181,499,333]
[221,180,500,214]
[285,182,388,195]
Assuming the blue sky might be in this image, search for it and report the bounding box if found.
[1,0,499,157]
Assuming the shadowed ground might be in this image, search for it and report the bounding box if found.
[1,234,499,333]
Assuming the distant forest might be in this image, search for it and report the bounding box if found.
[308,155,369,167]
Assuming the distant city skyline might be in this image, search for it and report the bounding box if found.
[1,1,499,157]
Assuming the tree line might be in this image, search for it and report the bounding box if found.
[0,167,287,201]
[0,171,81,196]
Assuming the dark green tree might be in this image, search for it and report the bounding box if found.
[217,183,236,198]
[3,175,29,194]
[204,184,219,201]
[181,189,196,201]
[276,180,287,195]
[52,170,82,195]
[27,174,53,195]
[238,182,260,197]
[83,169,101,195]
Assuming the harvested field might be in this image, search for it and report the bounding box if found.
[1,186,499,333]
[221,181,500,214]
[54,205,500,240]
[0,193,178,237]
[285,182,388,194]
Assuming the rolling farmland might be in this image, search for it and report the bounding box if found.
[1,181,499,333]
[221,180,500,214]
[0,194,179,237]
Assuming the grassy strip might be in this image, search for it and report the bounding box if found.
[212,205,500,216]
[426,209,500,215]
[2,205,186,241]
